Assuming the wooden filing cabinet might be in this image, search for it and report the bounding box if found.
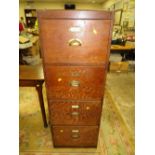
[38,10,113,147]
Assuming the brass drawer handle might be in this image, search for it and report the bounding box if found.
[71,129,80,138]
[71,134,80,138]
[71,111,79,116]
[70,80,80,87]
[68,39,82,46]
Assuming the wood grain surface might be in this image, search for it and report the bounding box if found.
[38,10,114,147]
[19,64,44,80]
[44,65,106,100]
[39,19,111,65]
[49,100,102,125]
[52,125,99,147]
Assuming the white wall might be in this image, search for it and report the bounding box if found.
[19,2,27,20]
[102,0,115,10]
[102,0,135,27]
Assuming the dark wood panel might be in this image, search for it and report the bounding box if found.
[37,10,113,20]
[19,80,44,87]
[39,19,111,64]
[49,100,102,125]
[52,125,99,147]
[44,65,106,100]
[19,64,44,80]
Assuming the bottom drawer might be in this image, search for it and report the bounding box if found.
[52,126,99,147]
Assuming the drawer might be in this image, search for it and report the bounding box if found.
[44,65,106,100]
[52,126,99,147]
[49,100,102,125]
[40,19,111,64]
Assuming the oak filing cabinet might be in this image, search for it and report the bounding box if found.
[38,10,114,147]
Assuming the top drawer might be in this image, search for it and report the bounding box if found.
[39,19,111,64]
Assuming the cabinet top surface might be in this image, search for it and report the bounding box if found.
[37,10,113,20]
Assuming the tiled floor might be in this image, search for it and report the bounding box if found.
[19,72,135,155]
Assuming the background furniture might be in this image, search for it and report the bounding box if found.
[38,10,113,147]
[109,44,135,72]
[111,44,135,61]
[25,9,37,28]
[19,64,48,128]
[19,36,40,65]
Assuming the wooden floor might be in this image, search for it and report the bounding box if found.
[19,72,135,155]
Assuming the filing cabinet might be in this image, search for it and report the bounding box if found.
[38,10,113,147]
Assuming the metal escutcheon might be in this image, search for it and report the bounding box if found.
[70,80,80,87]
[71,129,80,138]
[72,105,79,109]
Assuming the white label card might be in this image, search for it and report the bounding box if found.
[69,26,81,32]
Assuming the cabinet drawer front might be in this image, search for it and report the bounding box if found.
[40,19,111,64]
[49,100,102,125]
[44,66,106,100]
[52,126,99,147]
